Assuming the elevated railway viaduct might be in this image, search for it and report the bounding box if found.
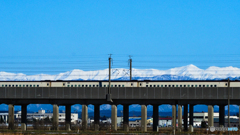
[0,87,240,131]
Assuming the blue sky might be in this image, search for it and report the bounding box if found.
[0,1,240,74]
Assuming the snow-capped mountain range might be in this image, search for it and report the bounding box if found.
[0,64,240,81]
[1,64,240,113]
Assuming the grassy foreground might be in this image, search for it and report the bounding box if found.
[0,129,240,135]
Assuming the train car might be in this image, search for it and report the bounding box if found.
[0,81,50,87]
[0,80,238,88]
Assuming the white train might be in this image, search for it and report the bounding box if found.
[0,80,237,88]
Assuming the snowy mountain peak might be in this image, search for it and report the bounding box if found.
[184,64,199,68]
[0,65,240,81]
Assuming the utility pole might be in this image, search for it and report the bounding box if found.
[107,54,113,102]
[129,56,132,80]
[228,78,230,130]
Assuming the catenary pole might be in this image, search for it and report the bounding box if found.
[106,54,113,102]
[129,56,132,80]
[108,54,112,95]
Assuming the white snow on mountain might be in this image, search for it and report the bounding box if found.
[0,64,240,81]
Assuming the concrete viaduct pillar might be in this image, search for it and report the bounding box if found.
[53,104,59,130]
[219,105,225,127]
[65,105,71,131]
[21,104,27,131]
[8,104,14,130]
[82,105,88,130]
[178,105,182,131]
[189,104,194,132]
[153,105,159,131]
[208,105,214,127]
[123,104,129,131]
[141,105,147,132]
[239,106,240,128]
[111,105,117,131]
[183,104,188,131]
[94,104,100,131]
[172,105,176,132]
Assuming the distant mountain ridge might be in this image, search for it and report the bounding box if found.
[0,64,240,81]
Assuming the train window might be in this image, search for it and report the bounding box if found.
[191,85,194,87]
[63,83,65,86]
[96,85,99,87]
[140,83,142,86]
[199,85,201,87]
[78,85,80,87]
[33,85,35,87]
[23,85,25,87]
[131,83,133,86]
[5,85,7,87]
[225,83,228,86]
[19,85,21,87]
[118,85,121,87]
[214,85,217,87]
[115,85,117,87]
[12,85,14,87]
[157,85,159,87]
[2,85,4,87]
[184,85,186,87]
[176,85,178,87]
[16,85,18,87]
[154,85,156,87]
[122,85,124,87]
[37,85,39,87]
[194,85,197,87]
[111,85,113,87]
[203,85,205,87]
[207,85,209,87]
[71,85,73,87]
[68,85,70,87]
[47,83,49,86]
[188,85,190,87]
[9,85,11,87]
[150,85,152,87]
[172,85,175,87]
[26,85,28,87]
[30,85,32,87]
[146,85,148,87]
[82,85,84,87]
[93,85,95,87]
[165,85,167,87]
[75,85,77,87]
[86,85,88,87]
[161,85,163,87]
[180,85,182,87]
[104,85,106,87]
[89,85,91,87]
[168,85,171,87]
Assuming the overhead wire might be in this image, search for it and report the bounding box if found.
[0,54,240,78]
